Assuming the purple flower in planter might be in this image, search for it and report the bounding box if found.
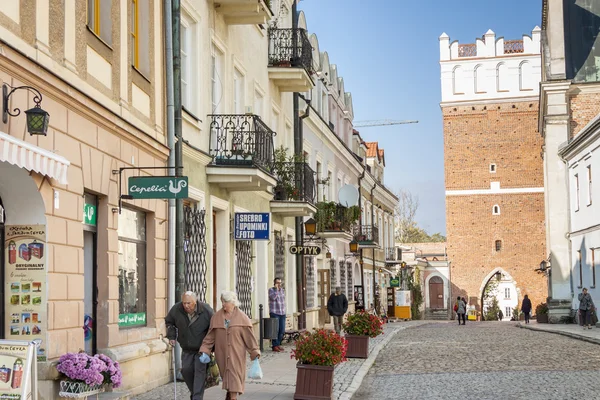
[57,352,122,388]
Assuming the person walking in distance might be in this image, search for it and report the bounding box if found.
[521,295,532,324]
[327,287,348,335]
[268,277,286,352]
[456,296,466,325]
[579,288,595,330]
[461,297,468,323]
[165,291,214,400]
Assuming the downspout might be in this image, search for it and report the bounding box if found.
[358,167,365,310]
[370,182,377,313]
[164,0,181,377]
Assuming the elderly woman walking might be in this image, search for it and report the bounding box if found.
[199,291,260,400]
[578,288,595,330]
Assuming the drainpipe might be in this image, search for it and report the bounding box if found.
[165,0,181,378]
[172,0,185,302]
[370,182,377,313]
[358,167,365,309]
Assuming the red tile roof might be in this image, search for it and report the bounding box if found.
[365,142,379,157]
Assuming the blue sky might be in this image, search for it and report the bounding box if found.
[298,0,542,235]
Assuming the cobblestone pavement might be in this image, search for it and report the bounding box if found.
[354,321,600,400]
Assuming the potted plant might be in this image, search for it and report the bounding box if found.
[273,146,307,201]
[535,302,549,323]
[57,352,122,396]
[342,311,384,358]
[291,329,347,399]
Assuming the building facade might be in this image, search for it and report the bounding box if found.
[440,28,548,315]
[541,0,600,320]
[0,0,170,397]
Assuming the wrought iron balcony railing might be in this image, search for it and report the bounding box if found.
[273,162,316,204]
[208,114,275,172]
[268,28,313,74]
[355,225,379,244]
[385,247,400,261]
[315,203,359,234]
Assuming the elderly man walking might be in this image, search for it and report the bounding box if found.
[166,291,214,400]
[327,286,348,335]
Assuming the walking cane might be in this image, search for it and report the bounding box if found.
[172,327,178,400]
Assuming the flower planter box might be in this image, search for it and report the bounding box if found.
[294,364,334,400]
[345,335,369,358]
[59,381,105,398]
[536,314,549,323]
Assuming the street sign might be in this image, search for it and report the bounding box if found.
[128,176,188,199]
[289,245,321,256]
[234,213,270,240]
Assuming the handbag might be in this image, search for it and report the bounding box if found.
[453,303,458,312]
[205,354,220,388]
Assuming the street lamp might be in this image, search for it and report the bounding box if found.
[495,271,502,281]
[3,84,50,136]
[304,218,316,237]
[349,240,359,254]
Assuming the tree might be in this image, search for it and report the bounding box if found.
[394,189,447,243]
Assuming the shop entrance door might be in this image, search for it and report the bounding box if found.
[318,270,330,326]
[83,194,98,354]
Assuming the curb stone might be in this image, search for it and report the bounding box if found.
[518,322,600,346]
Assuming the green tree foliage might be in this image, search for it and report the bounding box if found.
[406,272,423,320]
[394,189,446,244]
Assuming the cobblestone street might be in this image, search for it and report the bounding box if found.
[354,322,600,400]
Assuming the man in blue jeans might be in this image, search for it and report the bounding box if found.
[268,277,286,352]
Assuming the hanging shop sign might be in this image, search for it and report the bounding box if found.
[0,340,38,400]
[234,213,270,240]
[83,203,96,226]
[288,245,321,256]
[127,176,189,199]
[4,226,47,362]
[389,277,400,287]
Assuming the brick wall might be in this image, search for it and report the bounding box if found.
[443,100,548,312]
[570,91,600,138]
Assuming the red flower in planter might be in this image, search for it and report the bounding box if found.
[342,311,384,338]
[291,329,347,366]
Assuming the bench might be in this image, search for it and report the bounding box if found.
[282,329,306,343]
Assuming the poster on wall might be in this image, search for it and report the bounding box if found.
[4,226,47,361]
[395,289,411,307]
[0,340,36,400]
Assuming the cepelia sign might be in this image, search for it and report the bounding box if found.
[234,213,270,240]
[127,176,188,199]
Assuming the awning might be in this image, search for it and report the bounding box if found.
[0,131,70,184]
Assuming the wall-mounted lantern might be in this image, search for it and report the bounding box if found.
[304,218,316,237]
[2,84,50,136]
[349,240,359,254]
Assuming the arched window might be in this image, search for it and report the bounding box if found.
[519,61,533,90]
[492,205,501,215]
[453,66,465,94]
[495,240,502,251]
[474,64,485,93]
[496,63,509,92]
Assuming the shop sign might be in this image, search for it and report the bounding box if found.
[0,340,37,400]
[83,203,96,226]
[128,176,189,199]
[288,245,321,256]
[4,226,47,362]
[118,312,146,328]
[390,277,400,287]
[234,213,270,240]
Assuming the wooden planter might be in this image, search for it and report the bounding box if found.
[294,364,334,400]
[345,335,369,358]
[536,313,549,323]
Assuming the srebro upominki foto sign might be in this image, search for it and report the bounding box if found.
[128,177,188,199]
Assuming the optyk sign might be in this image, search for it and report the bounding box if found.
[128,176,188,199]
[289,245,321,256]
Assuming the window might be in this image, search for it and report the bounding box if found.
[131,0,150,76]
[519,61,533,90]
[118,208,147,327]
[505,307,511,318]
[180,15,196,112]
[211,48,223,113]
[495,240,502,251]
[316,161,322,201]
[492,205,500,215]
[496,63,509,92]
[504,288,510,299]
[575,173,580,211]
[254,90,264,118]
[578,250,583,288]
[592,248,597,288]
[87,0,112,45]
[474,64,485,93]
[452,66,464,94]
[588,165,592,206]
[490,163,496,173]
[233,69,245,114]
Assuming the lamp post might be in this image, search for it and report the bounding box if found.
[2,84,50,136]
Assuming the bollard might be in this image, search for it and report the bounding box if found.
[259,304,264,352]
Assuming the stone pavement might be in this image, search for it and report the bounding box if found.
[354,321,600,400]
[131,321,427,400]
[518,319,600,345]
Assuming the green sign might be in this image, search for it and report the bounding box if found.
[118,312,146,327]
[390,278,400,287]
[83,203,97,225]
[128,176,188,199]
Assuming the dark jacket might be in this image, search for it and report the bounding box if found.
[521,298,532,313]
[578,292,595,311]
[327,293,348,316]
[165,301,214,352]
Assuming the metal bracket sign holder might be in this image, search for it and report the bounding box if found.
[112,166,184,213]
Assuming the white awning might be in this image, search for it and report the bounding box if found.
[0,130,70,184]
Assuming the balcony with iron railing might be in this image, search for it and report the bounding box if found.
[314,202,360,241]
[354,225,380,248]
[206,114,278,191]
[213,0,273,25]
[268,28,314,92]
[385,247,401,263]
[270,162,317,217]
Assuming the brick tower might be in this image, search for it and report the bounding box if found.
[439,28,547,318]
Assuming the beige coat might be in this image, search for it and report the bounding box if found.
[200,307,260,394]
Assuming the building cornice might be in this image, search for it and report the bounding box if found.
[440,96,539,108]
